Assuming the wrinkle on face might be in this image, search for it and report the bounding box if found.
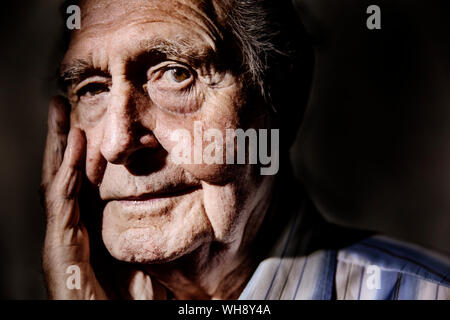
[74,0,222,56]
[63,0,276,298]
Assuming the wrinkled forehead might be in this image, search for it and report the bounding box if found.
[74,0,221,39]
[62,0,226,70]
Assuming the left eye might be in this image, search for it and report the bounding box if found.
[165,67,192,83]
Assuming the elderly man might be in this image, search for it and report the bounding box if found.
[41,0,450,300]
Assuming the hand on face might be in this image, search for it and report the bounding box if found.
[41,96,166,299]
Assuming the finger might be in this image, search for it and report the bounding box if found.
[47,128,86,228]
[42,96,70,189]
[127,270,155,300]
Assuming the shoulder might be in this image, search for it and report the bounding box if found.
[335,235,450,299]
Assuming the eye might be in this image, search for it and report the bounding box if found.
[77,82,109,97]
[144,63,200,114]
[165,67,193,83]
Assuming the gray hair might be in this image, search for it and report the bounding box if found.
[213,0,313,149]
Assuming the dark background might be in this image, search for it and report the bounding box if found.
[0,0,449,299]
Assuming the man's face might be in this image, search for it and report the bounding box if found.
[62,0,274,264]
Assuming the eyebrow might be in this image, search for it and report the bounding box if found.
[138,38,215,62]
[58,38,218,89]
[59,58,99,89]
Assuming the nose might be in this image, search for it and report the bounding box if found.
[100,84,159,165]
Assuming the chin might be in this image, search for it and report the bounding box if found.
[103,227,211,264]
[100,194,213,264]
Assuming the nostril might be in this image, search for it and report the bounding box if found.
[125,147,168,176]
[139,133,159,148]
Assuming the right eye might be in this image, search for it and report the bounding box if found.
[77,82,110,98]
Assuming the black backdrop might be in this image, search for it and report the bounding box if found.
[293,0,450,256]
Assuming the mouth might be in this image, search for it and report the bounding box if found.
[105,185,202,203]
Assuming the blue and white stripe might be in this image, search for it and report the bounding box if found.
[239,205,450,300]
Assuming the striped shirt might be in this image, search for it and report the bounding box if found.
[239,198,450,300]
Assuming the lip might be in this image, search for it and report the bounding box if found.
[105,185,202,203]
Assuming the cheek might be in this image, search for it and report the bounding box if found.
[200,182,237,241]
[82,127,106,185]
[152,111,242,184]
[182,164,242,185]
[199,165,260,242]
[71,108,107,185]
